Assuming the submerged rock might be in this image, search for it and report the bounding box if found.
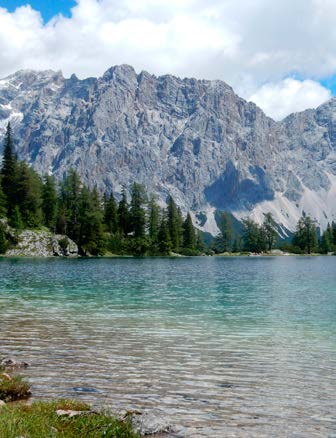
[0,358,29,369]
[130,410,174,435]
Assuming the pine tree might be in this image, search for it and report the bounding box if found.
[158,216,171,255]
[15,162,43,228]
[1,123,18,217]
[58,169,81,241]
[262,212,277,251]
[0,180,6,218]
[331,221,336,246]
[292,215,318,254]
[167,196,181,251]
[104,192,118,233]
[242,218,265,253]
[10,205,23,230]
[215,212,233,252]
[148,195,160,251]
[42,175,58,230]
[129,183,146,238]
[117,187,129,236]
[78,187,106,256]
[0,222,7,254]
[319,227,332,254]
[182,212,196,250]
[195,230,205,253]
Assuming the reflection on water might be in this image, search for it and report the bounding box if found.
[0,256,336,437]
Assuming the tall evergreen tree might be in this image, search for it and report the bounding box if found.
[117,187,129,236]
[262,212,277,251]
[16,162,43,228]
[319,225,333,254]
[78,187,106,256]
[242,218,266,253]
[196,230,205,253]
[0,222,7,254]
[104,192,118,233]
[292,215,318,254]
[58,169,81,240]
[215,212,233,252]
[0,180,6,218]
[11,205,23,230]
[182,212,196,249]
[167,196,181,251]
[158,216,171,255]
[1,123,18,217]
[332,221,336,246]
[42,175,58,230]
[148,195,160,250]
[129,183,146,238]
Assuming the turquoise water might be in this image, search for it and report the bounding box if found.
[0,256,335,437]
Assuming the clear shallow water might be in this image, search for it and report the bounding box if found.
[0,256,335,437]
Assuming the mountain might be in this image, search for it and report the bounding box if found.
[1,65,336,236]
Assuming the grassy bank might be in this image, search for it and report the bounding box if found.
[0,373,138,437]
[0,400,138,438]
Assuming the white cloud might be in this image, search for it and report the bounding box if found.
[0,0,335,118]
[248,79,332,121]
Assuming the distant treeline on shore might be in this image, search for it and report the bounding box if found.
[0,123,335,256]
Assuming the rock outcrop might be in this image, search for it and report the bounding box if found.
[1,65,336,235]
[4,230,78,257]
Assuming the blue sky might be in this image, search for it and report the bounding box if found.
[0,0,76,22]
[0,0,335,120]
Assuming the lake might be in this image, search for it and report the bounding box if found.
[0,256,335,437]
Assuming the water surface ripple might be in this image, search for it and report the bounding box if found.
[0,257,335,437]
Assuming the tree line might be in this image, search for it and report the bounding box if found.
[213,211,336,254]
[0,123,203,256]
[1,123,335,256]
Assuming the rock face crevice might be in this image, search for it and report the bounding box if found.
[1,65,336,233]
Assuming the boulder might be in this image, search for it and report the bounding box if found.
[131,410,174,436]
[0,358,29,368]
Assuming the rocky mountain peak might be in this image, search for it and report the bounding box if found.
[0,65,335,235]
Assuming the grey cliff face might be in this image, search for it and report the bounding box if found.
[1,65,336,234]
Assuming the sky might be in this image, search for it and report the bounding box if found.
[0,0,335,120]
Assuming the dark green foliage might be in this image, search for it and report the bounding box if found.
[58,169,81,240]
[16,162,43,228]
[107,231,128,255]
[262,212,277,251]
[215,212,234,252]
[167,196,181,252]
[196,230,205,253]
[242,218,266,253]
[77,187,106,256]
[148,195,160,252]
[0,180,6,218]
[42,175,58,229]
[118,188,129,236]
[182,212,196,250]
[292,215,318,254]
[58,236,69,252]
[1,123,18,217]
[158,216,172,255]
[104,192,118,233]
[0,222,8,254]
[129,183,146,239]
[10,205,23,230]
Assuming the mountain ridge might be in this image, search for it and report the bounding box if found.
[0,65,335,236]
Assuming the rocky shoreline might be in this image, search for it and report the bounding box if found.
[0,356,176,437]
